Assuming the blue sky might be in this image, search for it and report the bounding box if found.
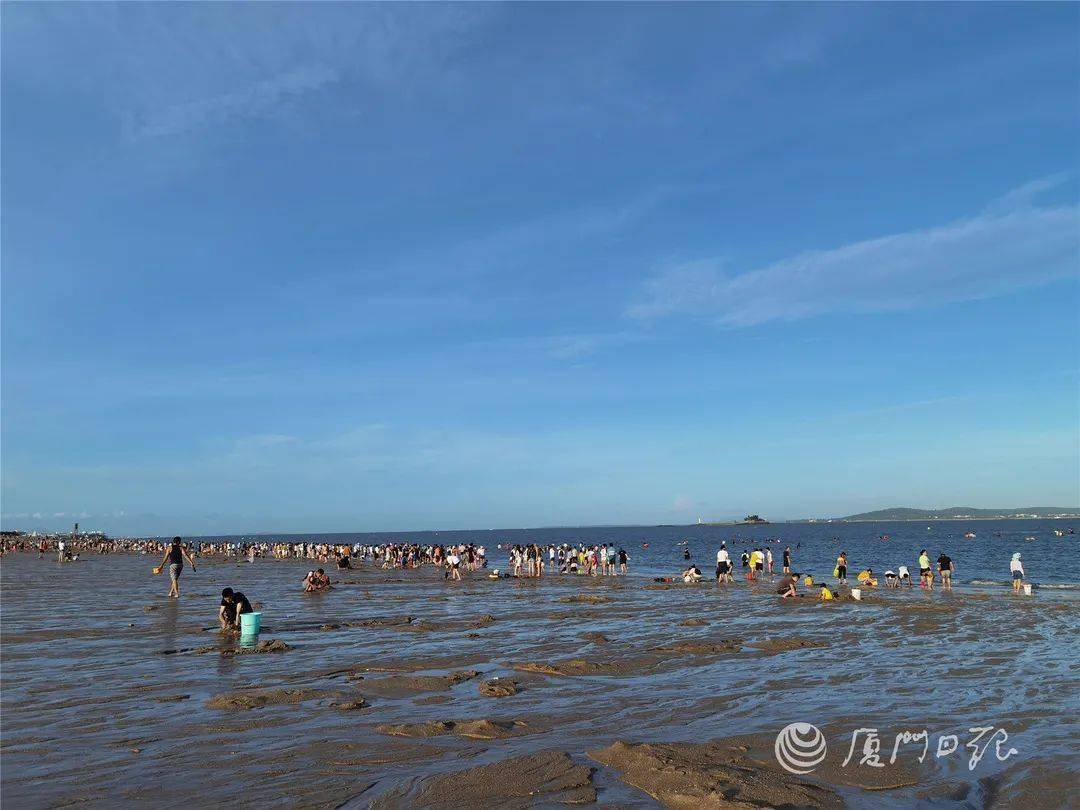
[2,3,1078,535]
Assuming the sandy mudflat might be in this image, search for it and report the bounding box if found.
[1,552,1077,808]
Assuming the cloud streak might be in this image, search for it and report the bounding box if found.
[3,3,495,140]
[126,65,339,139]
[629,192,1079,327]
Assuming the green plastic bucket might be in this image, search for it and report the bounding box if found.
[239,611,261,635]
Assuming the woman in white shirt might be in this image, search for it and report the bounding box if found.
[1010,552,1025,593]
[446,551,462,581]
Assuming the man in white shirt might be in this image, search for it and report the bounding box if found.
[715,543,732,583]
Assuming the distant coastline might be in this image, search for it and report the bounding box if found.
[822,516,1080,523]
[831,506,1079,522]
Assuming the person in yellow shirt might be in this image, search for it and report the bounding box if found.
[748,548,763,581]
[819,584,834,601]
[857,568,878,587]
[918,549,934,589]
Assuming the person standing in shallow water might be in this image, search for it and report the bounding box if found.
[715,542,732,583]
[919,549,934,590]
[158,537,196,598]
[1010,552,1025,593]
[446,549,462,581]
[835,552,847,586]
[937,551,954,589]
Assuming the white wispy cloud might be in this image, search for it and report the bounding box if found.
[468,331,648,362]
[984,171,1072,214]
[629,184,1079,327]
[541,333,643,361]
[3,3,495,140]
[126,65,339,139]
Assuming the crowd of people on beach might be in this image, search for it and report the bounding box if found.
[1,530,1037,601]
[705,544,1031,600]
[652,538,1035,602]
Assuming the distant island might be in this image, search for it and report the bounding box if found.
[836,506,1080,522]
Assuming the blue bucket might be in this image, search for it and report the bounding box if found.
[239,611,261,635]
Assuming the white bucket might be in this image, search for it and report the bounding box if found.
[851,588,862,601]
[1023,583,1032,596]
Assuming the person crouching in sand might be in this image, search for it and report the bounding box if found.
[777,573,801,598]
[682,564,703,583]
[304,569,332,592]
[219,588,253,632]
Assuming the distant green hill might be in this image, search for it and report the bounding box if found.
[841,506,1080,521]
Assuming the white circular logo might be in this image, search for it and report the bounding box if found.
[774,722,827,774]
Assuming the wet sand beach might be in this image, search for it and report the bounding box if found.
[1,536,1078,809]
